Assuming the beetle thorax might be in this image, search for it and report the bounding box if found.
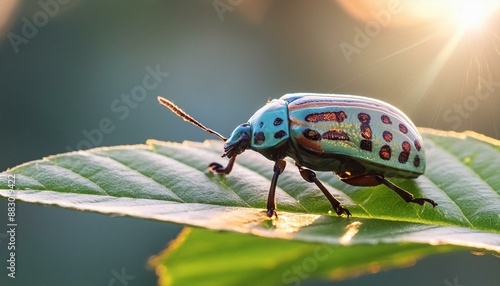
[247,99,290,151]
[223,99,291,159]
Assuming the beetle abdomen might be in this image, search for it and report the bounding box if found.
[283,94,425,177]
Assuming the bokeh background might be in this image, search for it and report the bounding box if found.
[1,0,499,285]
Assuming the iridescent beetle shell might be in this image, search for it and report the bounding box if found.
[159,93,436,218]
[233,93,425,181]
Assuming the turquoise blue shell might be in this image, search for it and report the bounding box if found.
[247,98,290,150]
[246,93,425,179]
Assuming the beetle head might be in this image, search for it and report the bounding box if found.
[223,123,251,158]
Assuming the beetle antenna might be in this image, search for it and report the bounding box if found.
[158,96,227,142]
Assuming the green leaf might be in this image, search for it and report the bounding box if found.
[1,129,499,283]
[149,227,463,286]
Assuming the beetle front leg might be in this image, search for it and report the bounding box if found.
[297,165,351,217]
[266,160,287,218]
[209,155,237,175]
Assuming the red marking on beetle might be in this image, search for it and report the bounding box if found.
[341,174,383,186]
[305,111,347,123]
[294,135,321,151]
[413,155,421,167]
[322,129,350,141]
[379,145,391,160]
[357,113,371,123]
[414,139,421,151]
[398,141,411,163]
[402,141,411,153]
[382,131,393,142]
[302,128,321,141]
[399,123,408,134]
[398,152,409,164]
[360,124,372,139]
[381,115,392,124]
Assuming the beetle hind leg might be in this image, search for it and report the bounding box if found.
[374,175,438,207]
[297,165,351,217]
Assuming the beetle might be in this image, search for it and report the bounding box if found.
[158,93,437,218]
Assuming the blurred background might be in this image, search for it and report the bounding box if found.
[1,0,499,285]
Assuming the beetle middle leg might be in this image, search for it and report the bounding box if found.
[297,165,351,217]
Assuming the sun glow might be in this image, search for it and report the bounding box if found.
[454,1,499,30]
[337,0,500,31]
[336,0,500,136]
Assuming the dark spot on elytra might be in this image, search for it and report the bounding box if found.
[358,113,372,139]
[253,131,266,145]
[398,152,409,164]
[273,117,284,126]
[303,128,321,141]
[414,140,421,151]
[321,129,349,141]
[259,121,264,128]
[399,123,408,134]
[379,145,391,160]
[413,155,420,167]
[402,141,411,153]
[305,111,347,123]
[399,141,411,163]
[381,115,392,124]
[360,139,372,151]
[274,130,287,139]
[357,113,371,123]
[360,124,372,139]
[382,131,393,142]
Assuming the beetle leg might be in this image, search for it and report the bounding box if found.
[266,160,287,218]
[375,175,438,207]
[297,166,351,217]
[209,155,237,175]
